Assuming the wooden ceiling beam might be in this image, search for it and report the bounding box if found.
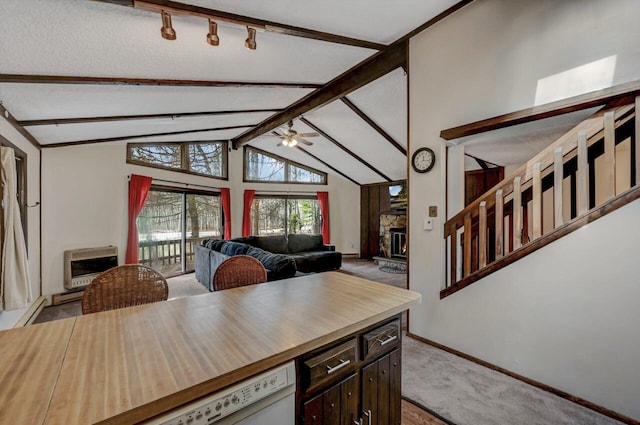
[294,146,361,186]
[17,108,283,127]
[41,124,254,148]
[0,74,321,89]
[340,96,406,156]
[300,117,391,182]
[440,78,640,140]
[232,41,407,149]
[94,0,385,50]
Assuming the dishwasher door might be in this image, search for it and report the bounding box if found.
[232,392,295,425]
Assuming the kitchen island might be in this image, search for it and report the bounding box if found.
[0,271,420,424]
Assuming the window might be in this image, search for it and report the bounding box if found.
[137,187,222,276]
[128,142,228,179]
[244,146,326,184]
[250,195,321,236]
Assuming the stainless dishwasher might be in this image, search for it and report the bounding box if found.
[144,361,296,425]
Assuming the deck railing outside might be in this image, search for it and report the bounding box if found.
[442,97,640,298]
[139,236,210,275]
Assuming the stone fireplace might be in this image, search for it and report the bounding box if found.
[379,213,406,258]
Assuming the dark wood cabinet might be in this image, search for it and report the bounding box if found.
[298,316,402,425]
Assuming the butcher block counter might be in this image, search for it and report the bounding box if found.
[0,272,420,425]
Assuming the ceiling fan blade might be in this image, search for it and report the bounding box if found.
[276,140,285,147]
[297,138,314,146]
[297,132,319,138]
[264,131,285,137]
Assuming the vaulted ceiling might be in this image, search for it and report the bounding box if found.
[0,0,464,185]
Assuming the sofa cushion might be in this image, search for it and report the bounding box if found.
[220,241,251,256]
[254,235,289,254]
[246,246,296,278]
[287,234,324,253]
[209,239,227,252]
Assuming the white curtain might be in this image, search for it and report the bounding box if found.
[1,147,31,311]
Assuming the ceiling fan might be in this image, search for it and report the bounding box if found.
[268,120,318,147]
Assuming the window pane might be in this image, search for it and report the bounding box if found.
[186,194,221,271]
[130,145,182,169]
[246,150,286,181]
[137,190,183,276]
[288,199,321,234]
[288,164,326,184]
[251,198,286,235]
[189,143,224,177]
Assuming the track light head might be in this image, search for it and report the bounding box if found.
[160,11,176,40]
[245,27,257,50]
[207,19,219,46]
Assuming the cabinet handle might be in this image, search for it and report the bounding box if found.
[326,359,351,374]
[364,409,372,425]
[377,334,397,346]
[353,418,363,425]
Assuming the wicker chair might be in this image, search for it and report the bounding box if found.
[212,255,268,291]
[81,264,169,314]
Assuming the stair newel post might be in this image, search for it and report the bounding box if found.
[577,130,589,215]
[553,147,564,228]
[532,162,542,240]
[478,201,487,268]
[636,96,640,185]
[512,177,523,249]
[603,110,616,200]
[463,212,472,277]
[495,189,504,260]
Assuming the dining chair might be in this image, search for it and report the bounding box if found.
[212,255,267,291]
[81,264,169,314]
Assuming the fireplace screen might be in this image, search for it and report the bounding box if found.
[390,228,407,258]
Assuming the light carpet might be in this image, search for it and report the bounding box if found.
[402,336,624,425]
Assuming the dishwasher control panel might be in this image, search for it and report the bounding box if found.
[147,362,295,425]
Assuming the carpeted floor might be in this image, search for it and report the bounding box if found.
[402,336,624,425]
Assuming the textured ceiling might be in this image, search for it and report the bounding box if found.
[0,0,567,185]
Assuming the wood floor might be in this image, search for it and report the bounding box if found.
[402,399,449,425]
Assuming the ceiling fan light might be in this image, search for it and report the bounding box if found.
[207,19,220,46]
[245,27,257,50]
[289,139,298,147]
[160,11,177,40]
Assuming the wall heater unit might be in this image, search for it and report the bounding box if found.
[63,246,118,290]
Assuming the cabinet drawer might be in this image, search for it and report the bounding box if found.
[304,338,358,392]
[361,319,400,362]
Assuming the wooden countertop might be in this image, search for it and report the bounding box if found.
[0,272,420,425]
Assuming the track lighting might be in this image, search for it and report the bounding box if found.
[160,11,176,40]
[206,19,219,46]
[245,27,257,50]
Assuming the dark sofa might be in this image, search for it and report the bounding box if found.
[195,234,341,291]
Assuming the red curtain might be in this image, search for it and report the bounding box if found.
[220,187,231,239]
[242,190,256,237]
[317,191,330,244]
[125,174,153,264]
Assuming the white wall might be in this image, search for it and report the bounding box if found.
[0,116,41,328]
[409,0,640,419]
[41,143,359,298]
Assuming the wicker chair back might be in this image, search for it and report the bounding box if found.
[81,264,169,314]
[212,255,267,291]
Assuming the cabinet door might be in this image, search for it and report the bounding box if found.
[303,394,323,425]
[389,350,401,425]
[361,361,378,425]
[341,373,359,425]
[323,383,341,425]
[377,354,391,424]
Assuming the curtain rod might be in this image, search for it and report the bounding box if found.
[255,189,320,195]
[127,175,221,191]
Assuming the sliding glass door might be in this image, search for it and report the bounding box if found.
[137,187,221,276]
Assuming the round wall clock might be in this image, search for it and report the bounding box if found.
[411,147,436,173]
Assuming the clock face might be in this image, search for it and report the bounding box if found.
[411,148,435,173]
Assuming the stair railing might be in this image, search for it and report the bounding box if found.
[442,97,640,298]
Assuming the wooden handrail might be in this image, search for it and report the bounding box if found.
[443,98,639,295]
